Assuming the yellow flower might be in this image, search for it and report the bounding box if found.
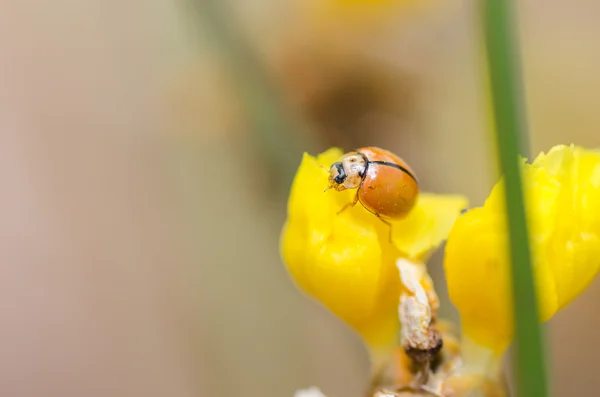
[280,148,467,354]
[444,144,600,354]
[303,0,427,34]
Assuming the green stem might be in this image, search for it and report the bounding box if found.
[192,0,314,191]
[481,1,548,397]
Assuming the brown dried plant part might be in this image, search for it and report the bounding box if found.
[373,324,507,397]
[366,259,445,397]
[396,258,443,386]
[368,259,509,397]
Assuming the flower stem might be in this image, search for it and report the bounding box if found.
[481,1,548,397]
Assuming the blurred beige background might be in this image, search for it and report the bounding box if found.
[1,1,599,396]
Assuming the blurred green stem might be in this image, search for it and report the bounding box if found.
[481,1,548,397]
[192,0,313,191]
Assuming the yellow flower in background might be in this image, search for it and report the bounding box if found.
[303,0,430,35]
[280,148,467,355]
[444,144,600,354]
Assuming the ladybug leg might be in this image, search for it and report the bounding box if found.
[376,215,393,242]
[336,193,359,215]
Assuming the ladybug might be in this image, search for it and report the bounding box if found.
[328,147,419,232]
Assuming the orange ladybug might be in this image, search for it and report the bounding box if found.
[328,147,419,228]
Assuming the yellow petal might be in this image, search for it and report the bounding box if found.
[281,149,398,348]
[444,209,513,353]
[392,194,468,260]
[281,149,468,350]
[444,144,600,353]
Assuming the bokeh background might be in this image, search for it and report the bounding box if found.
[2,0,600,396]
